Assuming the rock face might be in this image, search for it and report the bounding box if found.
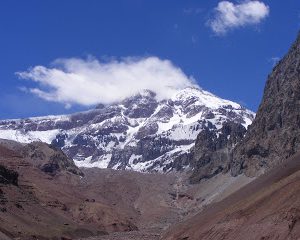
[21,142,84,176]
[231,32,300,177]
[0,165,18,185]
[0,139,83,178]
[0,87,254,172]
[190,121,246,183]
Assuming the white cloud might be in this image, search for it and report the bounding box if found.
[208,1,269,35]
[17,56,196,107]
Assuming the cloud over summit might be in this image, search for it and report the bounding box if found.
[17,57,196,107]
[208,0,270,35]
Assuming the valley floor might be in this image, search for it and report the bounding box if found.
[80,230,160,240]
[76,171,252,240]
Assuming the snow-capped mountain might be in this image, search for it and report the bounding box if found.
[0,87,254,172]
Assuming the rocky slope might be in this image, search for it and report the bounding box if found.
[0,87,254,173]
[0,140,133,239]
[0,139,252,240]
[162,152,300,240]
[231,32,300,177]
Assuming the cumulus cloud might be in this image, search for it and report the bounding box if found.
[208,0,269,35]
[17,57,196,107]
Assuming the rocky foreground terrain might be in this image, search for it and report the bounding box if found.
[163,152,300,240]
[0,139,251,239]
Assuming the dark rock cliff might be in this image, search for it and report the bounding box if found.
[22,142,83,176]
[190,121,246,183]
[231,32,300,176]
[0,165,18,185]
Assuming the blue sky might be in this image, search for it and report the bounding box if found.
[0,0,299,119]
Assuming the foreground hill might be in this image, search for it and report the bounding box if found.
[162,152,300,240]
[0,140,137,239]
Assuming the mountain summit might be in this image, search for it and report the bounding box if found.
[0,87,254,172]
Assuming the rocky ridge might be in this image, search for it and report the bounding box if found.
[163,152,300,240]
